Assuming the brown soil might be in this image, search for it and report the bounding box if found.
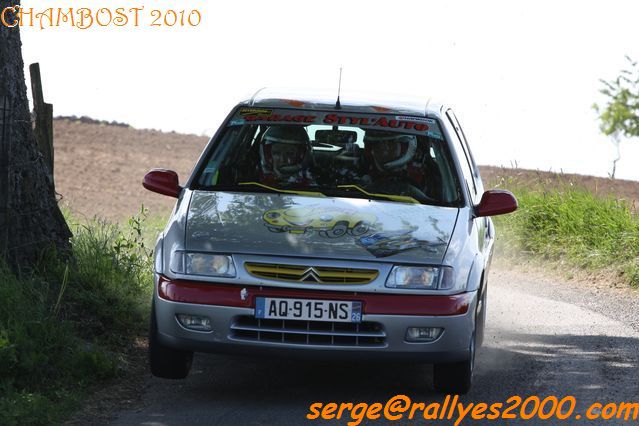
[53,118,208,220]
[480,165,639,208]
[52,119,639,221]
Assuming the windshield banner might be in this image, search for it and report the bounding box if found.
[230,108,444,140]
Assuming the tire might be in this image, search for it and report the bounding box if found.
[433,333,475,395]
[348,221,369,236]
[326,221,348,238]
[149,300,193,379]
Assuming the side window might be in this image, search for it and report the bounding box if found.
[447,110,482,190]
[426,139,462,204]
[197,125,254,186]
[446,110,478,200]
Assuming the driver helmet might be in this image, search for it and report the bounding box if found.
[259,126,311,180]
[364,130,417,173]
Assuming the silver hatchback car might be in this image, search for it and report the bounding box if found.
[143,89,517,394]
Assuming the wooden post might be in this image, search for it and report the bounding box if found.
[0,91,10,255]
[29,63,54,183]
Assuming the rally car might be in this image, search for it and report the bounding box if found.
[143,88,517,394]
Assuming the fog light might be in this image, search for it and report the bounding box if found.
[405,327,443,342]
[176,314,212,332]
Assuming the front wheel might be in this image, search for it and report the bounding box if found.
[326,221,349,238]
[149,301,193,379]
[348,221,369,236]
[433,333,475,394]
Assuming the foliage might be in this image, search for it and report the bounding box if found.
[593,56,639,178]
[0,207,155,425]
[593,55,639,138]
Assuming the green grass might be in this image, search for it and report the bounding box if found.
[0,207,156,425]
[492,181,639,287]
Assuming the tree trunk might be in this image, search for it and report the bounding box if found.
[609,132,621,180]
[0,1,72,266]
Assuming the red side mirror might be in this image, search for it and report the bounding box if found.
[475,190,518,217]
[143,169,181,198]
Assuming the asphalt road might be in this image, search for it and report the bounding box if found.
[109,267,639,426]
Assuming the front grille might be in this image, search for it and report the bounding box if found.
[245,262,378,285]
[229,316,387,348]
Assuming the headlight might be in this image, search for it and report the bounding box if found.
[385,266,457,290]
[170,251,236,277]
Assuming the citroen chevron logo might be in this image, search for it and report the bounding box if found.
[300,267,321,283]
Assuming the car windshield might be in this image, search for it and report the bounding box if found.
[193,107,463,206]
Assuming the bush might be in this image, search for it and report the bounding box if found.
[0,208,154,425]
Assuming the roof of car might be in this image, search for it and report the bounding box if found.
[240,87,445,118]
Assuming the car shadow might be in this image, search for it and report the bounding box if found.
[112,332,639,425]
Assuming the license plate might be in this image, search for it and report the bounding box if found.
[255,297,362,323]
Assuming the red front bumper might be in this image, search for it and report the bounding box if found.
[158,275,471,316]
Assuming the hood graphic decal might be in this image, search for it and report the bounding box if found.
[186,191,458,263]
[262,205,376,238]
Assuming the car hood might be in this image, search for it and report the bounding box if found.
[185,191,459,264]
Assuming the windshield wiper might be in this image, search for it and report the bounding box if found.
[198,182,416,203]
[224,182,327,198]
[335,184,419,204]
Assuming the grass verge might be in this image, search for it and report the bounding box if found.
[490,172,639,287]
[0,207,157,425]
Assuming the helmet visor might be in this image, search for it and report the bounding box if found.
[270,142,306,174]
[366,133,417,170]
[371,140,403,164]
